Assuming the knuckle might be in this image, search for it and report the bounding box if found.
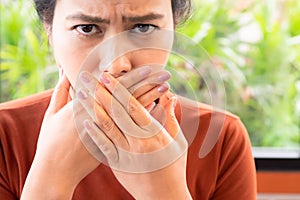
[100,118,114,132]
[112,106,123,118]
[128,99,139,114]
[100,143,109,152]
[149,91,159,100]
[129,85,138,95]
[94,85,102,100]
[101,144,118,162]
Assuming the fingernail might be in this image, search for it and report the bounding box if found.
[80,71,91,84]
[100,73,111,85]
[83,120,92,130]
[139,66,152,77]
[158,82,170,93]
[77,89,88,100]
[146,102,156,112]
[158,72,171,82]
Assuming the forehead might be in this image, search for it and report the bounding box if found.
[56,0,172,17]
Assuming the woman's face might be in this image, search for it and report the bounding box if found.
[49,0,174,86]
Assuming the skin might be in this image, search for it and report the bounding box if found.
[49,0,173,88]
[21,0,192,199]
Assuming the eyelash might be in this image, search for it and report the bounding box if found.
[130,24,159,34]
[72,23,159,37]
[72,24,102,37]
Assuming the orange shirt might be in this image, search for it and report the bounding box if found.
[0,90,256,199]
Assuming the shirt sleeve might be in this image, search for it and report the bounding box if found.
[212,117,257,200]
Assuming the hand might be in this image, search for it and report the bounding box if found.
[78,72,191,199]
[74,66,172,167]
[117,66,171,108]
[21,75,100,200]
[22,66,170,200]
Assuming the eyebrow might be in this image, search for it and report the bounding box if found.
[122,13,164,23]
[66,12,164,24]
[66,13,110,24]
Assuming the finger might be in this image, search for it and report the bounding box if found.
[161,97,180,138]
[128,71,171,98]
[80,71,159,138]
[77,88,97,121]
[98,73,161,138]
[77,88,130,150]
[83,120,119,164]
[73,97,107,162]
[118,66,152,88]
[100,73,151,126]
[149,103,167,130]
[79,71,98,96]
[149,96,179,138]
[137,82,170,107]
[79,70,168,110]
[145,102,156,112]
[47,74,71,114]
[79,72,132,126]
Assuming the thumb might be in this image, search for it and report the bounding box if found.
[151,97,179,138]
[164,97,179,138]
[47,74,71,114]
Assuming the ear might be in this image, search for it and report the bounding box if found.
[44,23,53,46]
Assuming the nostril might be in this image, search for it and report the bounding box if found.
[108,70,127,79]
[116,70,127,78]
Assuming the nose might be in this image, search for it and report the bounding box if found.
[105,54,132,78]
[99,30,133,78]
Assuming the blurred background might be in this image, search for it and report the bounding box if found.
[0,0,299,149]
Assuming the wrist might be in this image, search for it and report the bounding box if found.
[21,159,77,200]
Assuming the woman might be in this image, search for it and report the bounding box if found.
[0,0,257,199]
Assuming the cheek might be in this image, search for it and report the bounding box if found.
[131,49,170,69]
[51,26,95,86]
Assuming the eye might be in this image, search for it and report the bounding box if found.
[131,24,158,34]
[73,24,102,36]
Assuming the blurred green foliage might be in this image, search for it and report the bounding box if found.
[169,0,300,147]
[0,0,299,147]
[0,0,57,101]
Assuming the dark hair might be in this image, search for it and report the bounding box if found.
[34,0,192,25]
